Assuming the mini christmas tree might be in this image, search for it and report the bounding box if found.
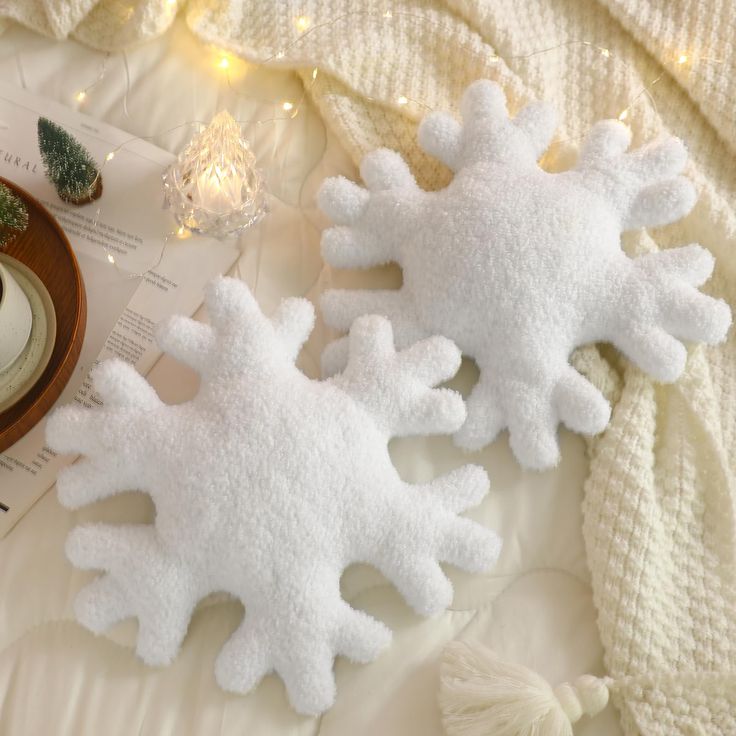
[37,117,102,205]
[0,181,29,248]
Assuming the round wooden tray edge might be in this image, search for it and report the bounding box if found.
[0,178,87,453]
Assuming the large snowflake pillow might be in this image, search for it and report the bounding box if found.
[318,79,731,470]
[46,277,500,716]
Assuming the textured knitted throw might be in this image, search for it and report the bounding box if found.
[4,1,735,734]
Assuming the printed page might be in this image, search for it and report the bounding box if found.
[0,82,239,536]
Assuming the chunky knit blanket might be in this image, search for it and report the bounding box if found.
[3,1,735,734]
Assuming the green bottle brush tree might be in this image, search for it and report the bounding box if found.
[0,181,29,248]
[37,117,102,205]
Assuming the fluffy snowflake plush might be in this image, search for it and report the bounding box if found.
[318,79,732,470]
[46,277,501,716]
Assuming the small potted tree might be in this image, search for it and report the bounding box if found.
[37,117,102,205]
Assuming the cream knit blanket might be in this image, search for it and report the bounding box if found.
[2,1,735,733]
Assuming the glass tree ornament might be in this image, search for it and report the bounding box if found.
[162,110,266,239]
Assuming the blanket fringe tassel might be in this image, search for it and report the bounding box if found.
[439,640,611,736]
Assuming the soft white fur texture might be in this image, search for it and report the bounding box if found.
[318,79,732,470]
[45,277,501,716]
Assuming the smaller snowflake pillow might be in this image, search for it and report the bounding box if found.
[318,79,732,470]
[46,277,501,716]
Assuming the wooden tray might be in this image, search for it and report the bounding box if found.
[0,178,86,453]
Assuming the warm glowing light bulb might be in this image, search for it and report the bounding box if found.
[176,225,191,239]
[677,54,688,65]
[218,56,230,70]
[384,10,393,18]
[107,253,115,264]
[294,15,311,32]
[397,95,409,105]
[282,101,294,111]
[600,48,611,58]
[276,51,286,60]
[105,152,115,162]
[75,91,87,102]
[618,108,629,121]
[312,67,319,80]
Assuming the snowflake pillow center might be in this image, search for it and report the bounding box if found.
[46,277,500,716]
[318,79,731,470]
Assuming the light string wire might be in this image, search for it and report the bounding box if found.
[220,9,715,120]
[73,52,111,104]
[51,9,723,281]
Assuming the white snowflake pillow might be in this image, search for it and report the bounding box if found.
[46,277,501,716]
[318,79,731,470]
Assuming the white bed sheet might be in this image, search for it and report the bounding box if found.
[0,20,622,736]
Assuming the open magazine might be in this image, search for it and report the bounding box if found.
[0,82,239,537]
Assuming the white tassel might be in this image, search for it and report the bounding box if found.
[439,641,611,736]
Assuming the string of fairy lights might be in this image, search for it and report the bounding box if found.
[47,7,723,278]
[72,9,719,136]
[74,52,111,104]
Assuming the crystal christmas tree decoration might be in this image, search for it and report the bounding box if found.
[163,111,266,239]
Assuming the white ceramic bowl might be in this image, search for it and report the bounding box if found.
[0,260,33,372]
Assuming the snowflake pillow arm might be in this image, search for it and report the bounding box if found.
[319,148,421,271]
[328,314,467,437]
[417,80,558,170]
[47,277,500,716]
[574,120,696,231]
[318,79,731,470]
[318,152,428,377]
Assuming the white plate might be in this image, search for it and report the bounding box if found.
[0,255,56,414]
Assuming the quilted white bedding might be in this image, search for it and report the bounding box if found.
[0,20,622,736]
